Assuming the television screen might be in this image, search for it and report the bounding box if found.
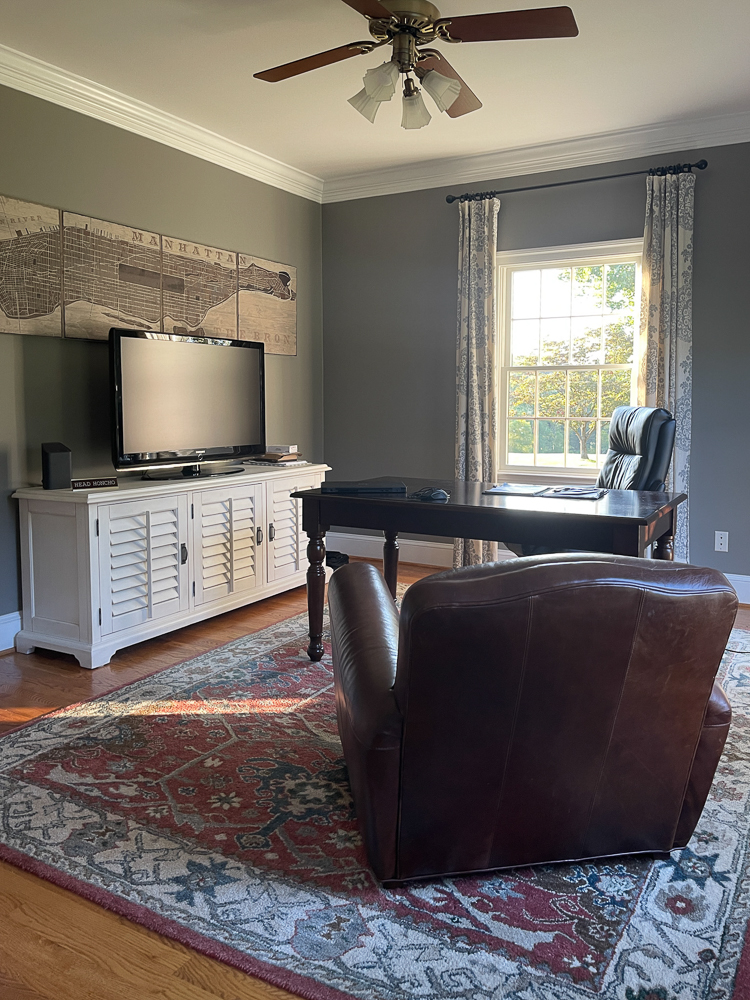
[110,330,265,472]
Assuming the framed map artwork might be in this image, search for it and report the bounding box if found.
[161,237,237,339]
[63,214,162,339]
[0,196,62,337]
[0,192,297,354]
[238,254,297,356]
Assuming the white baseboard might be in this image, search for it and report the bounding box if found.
[726,575,750,605]
[0,611,22,652]
[326,532,517,569]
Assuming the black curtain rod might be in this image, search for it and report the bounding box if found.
[445,159,709,204]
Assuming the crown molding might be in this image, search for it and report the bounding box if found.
[0,43,325,204]
[2,43,749,208]
[322,110,750,203]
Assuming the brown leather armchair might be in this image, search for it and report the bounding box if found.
[328,555,737,885]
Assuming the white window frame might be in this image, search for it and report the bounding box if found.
[496,238,643,483]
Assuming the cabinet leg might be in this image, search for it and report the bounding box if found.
[306,530,326,661]
[77,649,114,670]
[383,531,399,599]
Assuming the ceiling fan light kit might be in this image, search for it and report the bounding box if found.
[349,58,459,127]
[363,59,400,100]
[420,68,461,112]
[347,86,382,123]
[255,0,579,130]
[401,79,432,129]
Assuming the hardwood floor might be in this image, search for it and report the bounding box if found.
[0,559,433,1000]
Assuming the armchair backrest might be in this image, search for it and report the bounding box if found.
[597,405,675,491]
[393,554,735,880]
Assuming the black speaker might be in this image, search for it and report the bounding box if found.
[41,442,72,490]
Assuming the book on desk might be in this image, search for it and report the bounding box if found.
[321,478,407,495]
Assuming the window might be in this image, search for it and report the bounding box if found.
[497,240,642,476]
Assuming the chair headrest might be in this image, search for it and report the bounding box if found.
[608,406,672,457]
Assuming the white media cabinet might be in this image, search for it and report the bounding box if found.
[13,464,329,669]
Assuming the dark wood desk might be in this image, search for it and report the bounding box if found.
[292,477,687,661]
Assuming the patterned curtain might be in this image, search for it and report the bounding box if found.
[638,172,695,561]
[454,197,501,567]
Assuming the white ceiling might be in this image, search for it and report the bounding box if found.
[1,0,749,198]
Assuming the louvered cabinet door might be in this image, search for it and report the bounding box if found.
[266,474,318,584]
[193,484,262,607]
[99,495,189,635]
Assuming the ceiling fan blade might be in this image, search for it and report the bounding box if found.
[416,52,482,117]
[254,41,374,82]
[439,6,578,43]
[339,0,393,17]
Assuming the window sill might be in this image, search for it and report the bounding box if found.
[497,469,599,486]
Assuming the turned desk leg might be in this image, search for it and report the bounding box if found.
[306,530,326,661]
[383,531,399,599]
[654,533,675,560]
[654,510,675,561]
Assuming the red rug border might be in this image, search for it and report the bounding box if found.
[734,922,750,1000]
[0,842,357,1000]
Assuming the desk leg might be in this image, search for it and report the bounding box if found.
[654,532,675,560]
[653,509,675,560]
[306,530,326,661]
[383,531,399,599]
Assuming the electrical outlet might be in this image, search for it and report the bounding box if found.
[715,531,729,552]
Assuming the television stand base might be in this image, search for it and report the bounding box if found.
[13,464,329,668]
[141,464,246,481]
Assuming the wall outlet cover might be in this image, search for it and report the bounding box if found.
[715,530,729,552]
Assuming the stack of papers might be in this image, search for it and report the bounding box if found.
[483,483,551,496]
[483,483,608,500]
[543,486,608,499]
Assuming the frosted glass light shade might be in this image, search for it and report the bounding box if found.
[348,87,381,123]
[363,60,399,102]
[401,91,431,129]
[421,69,461,112]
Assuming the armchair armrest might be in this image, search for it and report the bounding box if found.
[328,562,403,880]
[328,562,401,750]
[673,682,732,848]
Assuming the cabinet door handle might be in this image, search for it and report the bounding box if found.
[256,526,263,545]
[180,543,188,565]
[268,523,276,541]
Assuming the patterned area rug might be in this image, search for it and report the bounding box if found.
[2,617,750,1000]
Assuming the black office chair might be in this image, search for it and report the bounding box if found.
[513,406,676,556]
[597,405,676,491]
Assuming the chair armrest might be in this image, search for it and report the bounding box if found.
[328,562,401,750]
[673,682,732,848]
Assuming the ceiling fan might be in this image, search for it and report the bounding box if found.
[254,1,578,129]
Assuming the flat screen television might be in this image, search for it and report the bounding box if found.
[110,329,265,476]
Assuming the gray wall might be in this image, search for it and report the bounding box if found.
[322,142,750,575]
[0,85,323,616]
